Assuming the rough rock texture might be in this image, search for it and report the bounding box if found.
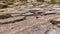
[0,1,8,9]
[0,1,60,34]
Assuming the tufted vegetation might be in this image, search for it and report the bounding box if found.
[51,0,56,4]
[6,0,13,5]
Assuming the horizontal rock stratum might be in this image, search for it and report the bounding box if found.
[0,5,60,34]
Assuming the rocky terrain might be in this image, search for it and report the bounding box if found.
[0,0,60,34]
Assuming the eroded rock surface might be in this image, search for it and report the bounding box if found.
[0,2,60,34]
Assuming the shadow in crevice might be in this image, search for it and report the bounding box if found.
[0,17,26,24]
[50,19,60,25]
[0,14,12,19]
[42,13,56,16]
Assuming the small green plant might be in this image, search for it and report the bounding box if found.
[6,0,13,5]
[51,0,56,4]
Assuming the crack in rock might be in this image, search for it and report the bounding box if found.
[0,17,26,24]
[0,14,12,19]
[0,16,26,24]
[50,19,60,25]
[49,17,60,26]
[42,13,56,16]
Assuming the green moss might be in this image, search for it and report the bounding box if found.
[51,0,56,4]
[6,0,13,5]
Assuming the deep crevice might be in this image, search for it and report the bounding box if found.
[42,13,56,16]
[0,17,26,24]
[0,14,12,19]
[50,19,60,25]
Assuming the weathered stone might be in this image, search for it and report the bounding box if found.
[47,26,60,34]
[0,1,8,9]
[0,14,12,19]
[50,17,60,25]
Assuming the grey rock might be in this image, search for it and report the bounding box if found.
[47,26,60,34]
